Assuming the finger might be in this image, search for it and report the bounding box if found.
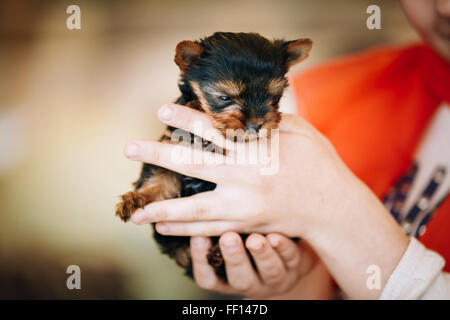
[124,139,230,183]
[158,104,242,151]
[155,221,239,237]
[245,234,287,286]
[190,236,233,293]
[219,232,263,295]
[266,233,302,271]
[131,191,236,225]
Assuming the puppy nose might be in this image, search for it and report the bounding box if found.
[246,123,261,131]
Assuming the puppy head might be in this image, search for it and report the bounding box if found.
[174,32,312,139]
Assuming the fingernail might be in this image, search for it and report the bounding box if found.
[249,239,263,252]
[132,209,146,223]
[158,104,174,121]
[124,143,140,158]
[192,236,208,248]
[156,223,168,233]
[267,235,281,248]
[222,235,239,250]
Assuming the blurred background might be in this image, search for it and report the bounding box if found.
[0,0,419,299]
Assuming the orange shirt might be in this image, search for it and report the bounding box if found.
[291,44,450,271]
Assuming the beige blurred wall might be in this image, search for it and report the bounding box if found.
[0,0,419,299]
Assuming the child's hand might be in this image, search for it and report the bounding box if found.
[126,103,354,240]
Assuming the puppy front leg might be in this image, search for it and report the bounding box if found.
[116,165,181,222]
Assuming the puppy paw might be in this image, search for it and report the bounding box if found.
[207,244,227,281]
[174,246,191,269]
[207,244,223,267]
[115,191,147,222]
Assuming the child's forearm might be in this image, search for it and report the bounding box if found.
[305,175,410,299]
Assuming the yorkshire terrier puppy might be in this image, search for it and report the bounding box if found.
[116,32,312,281]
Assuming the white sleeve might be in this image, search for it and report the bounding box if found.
[380,237,450,299]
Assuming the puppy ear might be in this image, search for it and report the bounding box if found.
[283,38,313,71]
[174,40,204,73]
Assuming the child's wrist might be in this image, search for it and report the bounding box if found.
[301,169,364,241]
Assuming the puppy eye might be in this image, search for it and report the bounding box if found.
[218,95,231,102]
[272,94,282,101]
